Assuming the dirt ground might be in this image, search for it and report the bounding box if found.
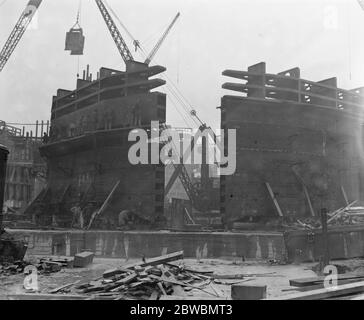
[2,255,364,299]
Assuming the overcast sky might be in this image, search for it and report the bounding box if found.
[1,0,364,131]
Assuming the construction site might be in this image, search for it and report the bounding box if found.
[1,0,364,303]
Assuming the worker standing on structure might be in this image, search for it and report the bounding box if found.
[71,204,84,229]
[132,101,142,126]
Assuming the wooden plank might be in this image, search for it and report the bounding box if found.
[289,273,364,287]
[271,281,364,300]
[292,168,315,216]
[283,278,361,292]
[87,180,120,230]
[103,251,184,278]
[184,207,196,225]
[115,272,137,285]
[157,282,167,296]
[341,186,349,206]
[149,274,219,297]
[327,200,357,223]
[214,278,254,285]
[49,280,80,294]
[212,272,277,279]
[165,263,214,274]
[265,182,283,217]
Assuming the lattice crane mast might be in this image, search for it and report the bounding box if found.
[145,12,180,65]
[94,0,134,65]
[0,0,42,72]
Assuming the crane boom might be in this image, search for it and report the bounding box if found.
[165,133,199,202]
[0,0,42,72]
[95,0,134,64]
[165,125,210,211]
[145,12,180,65]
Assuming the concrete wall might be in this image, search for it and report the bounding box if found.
[285,224,364,262]
[7,229,286,261]
[8,226,364,262]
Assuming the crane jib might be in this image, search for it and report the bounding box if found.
[0,0,43,72]
[95,0,134,64]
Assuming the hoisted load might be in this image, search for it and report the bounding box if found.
[65,27,85,55]
[65,6,85,55]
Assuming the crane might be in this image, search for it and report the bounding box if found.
[144,12,180,65]
[0,0,42,72]
[98,1,180,66]
[94,0,134,65]
[164,122,214,213]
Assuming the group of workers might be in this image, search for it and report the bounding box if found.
[70,203,149,230]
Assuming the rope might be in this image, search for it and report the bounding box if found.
[346,5,352,81]
[94,4,202,128]
[104,0,146,55]
[72,0,82,29]
[131,42,200,127]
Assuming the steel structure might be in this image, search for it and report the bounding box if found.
[164,124,213,212]
[145,12,180,65]
[95,0,134,64]
[0,0,42,72]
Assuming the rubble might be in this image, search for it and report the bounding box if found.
[26,251,280,300]
[72,251,222,300]
[0,256,73,276]
[281,202,364,231]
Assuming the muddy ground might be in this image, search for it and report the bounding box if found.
[1,256,364,299]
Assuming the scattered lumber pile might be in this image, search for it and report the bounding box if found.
[283,201,364,230]
[71,251,221,300]
[43,250,275,300]
[38,257,74,274]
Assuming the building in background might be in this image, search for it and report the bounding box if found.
[0,121,47,213]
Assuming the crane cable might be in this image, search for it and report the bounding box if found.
[103,0,145,54]
[346,5,352,81]
[72,0,82,29]
[104,3,201,128]
[73,0,83,78]
[130,40,200,127]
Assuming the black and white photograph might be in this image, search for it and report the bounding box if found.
[1,0,364,308]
